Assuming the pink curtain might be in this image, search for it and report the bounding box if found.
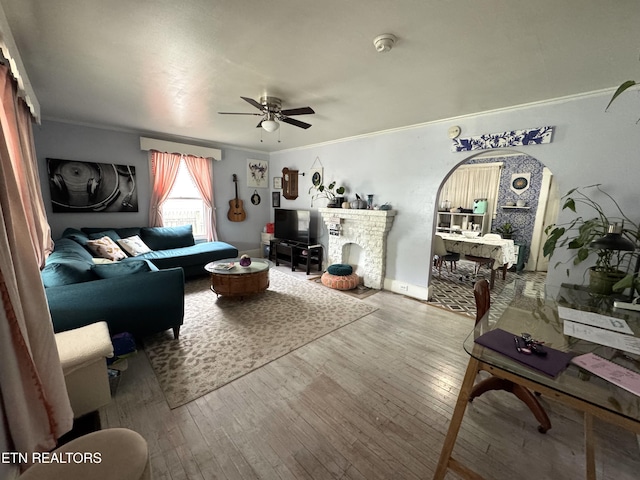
[148,150,181,226]
[0,64,73,456]
[183,155,218,241]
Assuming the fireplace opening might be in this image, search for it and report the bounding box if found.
[342,242,365,279]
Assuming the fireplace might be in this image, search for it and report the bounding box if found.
[318,208,396,289]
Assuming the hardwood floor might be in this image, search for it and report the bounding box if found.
[101,286,640,479]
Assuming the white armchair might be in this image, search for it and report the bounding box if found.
[54,321,114,418]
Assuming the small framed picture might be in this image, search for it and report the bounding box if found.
[272,191,281,208]
[273,176,282,189]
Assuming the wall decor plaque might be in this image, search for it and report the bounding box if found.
[452,126,554,152]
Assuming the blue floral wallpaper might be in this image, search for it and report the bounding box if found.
[465,154,545,260]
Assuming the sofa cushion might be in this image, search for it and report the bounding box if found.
[49,238,94,263]
[117,235,152,257]
[138,241,237,270]
[81,227,142,239]
[93,260,152,279]
[140,225,195,250]
[86,236,128,261]
[88,229,121,242]
[61,228,90,246]
[42,261,96,287]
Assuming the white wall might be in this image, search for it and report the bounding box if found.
[270,90,640,297]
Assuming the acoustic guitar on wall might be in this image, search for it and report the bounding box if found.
[227,173,246,222]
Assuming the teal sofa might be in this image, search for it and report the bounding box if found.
[79,225,239,279]
[42,225,238,339]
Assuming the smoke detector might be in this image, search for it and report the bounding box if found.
[373,33,397,53]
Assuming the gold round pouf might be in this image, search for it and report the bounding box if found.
[321,272,360,290]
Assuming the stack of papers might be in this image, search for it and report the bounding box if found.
[559,306,640,355]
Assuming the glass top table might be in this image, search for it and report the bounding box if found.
[435,283,640,480]
[204,258,274,298]
[204,257,273,275]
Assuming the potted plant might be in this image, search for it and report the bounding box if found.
[495,222,516,239]
[309,181,346,207]
[543,184,639,295]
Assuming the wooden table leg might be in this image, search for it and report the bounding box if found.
[584,412,596,480]
[433,356,482,480]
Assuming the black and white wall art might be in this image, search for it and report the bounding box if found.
[47,158,138,213]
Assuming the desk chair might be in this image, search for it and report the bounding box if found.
[470,279,552,433]
[433,235,460,277]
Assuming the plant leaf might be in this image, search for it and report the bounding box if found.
[543,227,565,257]
[606,80,638,111]
[562,198,576,212]
[575,248,589,263]
[612,274,634,292]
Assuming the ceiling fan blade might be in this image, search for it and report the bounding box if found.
[281,117,312,129]
[241,96,265,110]
[280,106,315,116]
[256,119,264,128]
[218,112,263,115]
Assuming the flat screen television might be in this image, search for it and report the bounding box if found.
[274,208,313,245]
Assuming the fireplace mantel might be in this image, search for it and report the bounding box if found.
[318,208,396,289]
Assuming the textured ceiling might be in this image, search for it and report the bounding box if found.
[2,0,640,152]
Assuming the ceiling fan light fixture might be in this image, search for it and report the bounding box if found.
[262,119,279,132]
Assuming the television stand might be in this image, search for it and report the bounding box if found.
[269,239,323,274]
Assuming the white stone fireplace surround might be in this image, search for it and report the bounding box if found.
[318,208,396,289]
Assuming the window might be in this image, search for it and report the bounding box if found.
[161,159,206,238]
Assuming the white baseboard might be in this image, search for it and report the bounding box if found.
[384,278,428,301]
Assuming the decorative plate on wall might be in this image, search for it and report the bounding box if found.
[310,167,323,187]
[512,177,528,190]
[510,173,531,195]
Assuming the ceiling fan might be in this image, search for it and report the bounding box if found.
[218,96,315,132]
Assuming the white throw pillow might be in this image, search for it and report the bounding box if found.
[92,257,115,264]
[117,235,152,256]
[86,236,127,261]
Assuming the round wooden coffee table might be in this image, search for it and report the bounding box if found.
[204,258,273,298]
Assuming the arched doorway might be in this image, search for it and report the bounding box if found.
[428,149,558,315]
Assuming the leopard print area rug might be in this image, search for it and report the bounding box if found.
[143,268,378,408]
